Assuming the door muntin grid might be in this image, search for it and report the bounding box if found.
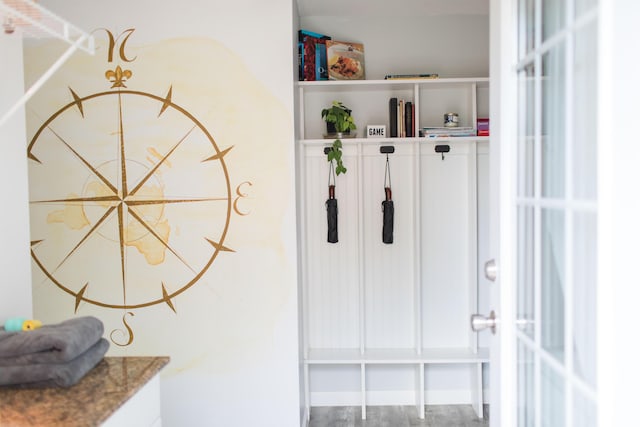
[514,0,598,426]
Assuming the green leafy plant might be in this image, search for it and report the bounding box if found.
[326,139,347,175]
[321,100,356,134]
[322,101,355,175]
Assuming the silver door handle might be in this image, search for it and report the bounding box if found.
[484,259,497,282]
[471,311,497,334]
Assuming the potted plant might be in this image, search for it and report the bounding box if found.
[321,100,356,137]
[322,101,356,175]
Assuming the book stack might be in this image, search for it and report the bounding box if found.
[298,29,331,81]
[420,127,477,138]
[388,98,414,138]
[384,73,439,80]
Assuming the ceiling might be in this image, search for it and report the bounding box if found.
[295,0,489,17]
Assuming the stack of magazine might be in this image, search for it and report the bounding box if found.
[420,126,476,137]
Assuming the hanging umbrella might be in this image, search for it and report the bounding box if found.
[382,152,394,244]
[326,161,338,243]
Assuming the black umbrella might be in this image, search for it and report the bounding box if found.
[382,151,394,244]
[326,160,338,243]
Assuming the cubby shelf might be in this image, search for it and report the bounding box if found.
[298,77,489,88]
[300,136,490,145]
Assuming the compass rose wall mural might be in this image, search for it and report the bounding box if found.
[24,28,294,368]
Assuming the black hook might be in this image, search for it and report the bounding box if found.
[380,146,395,154]
[435,144,450,160]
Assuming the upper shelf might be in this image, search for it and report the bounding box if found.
[298,77,489,90]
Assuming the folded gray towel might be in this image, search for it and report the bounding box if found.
[0,338,109,388]
[0,316,104,366]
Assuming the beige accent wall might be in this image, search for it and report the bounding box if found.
[24,1,300,426]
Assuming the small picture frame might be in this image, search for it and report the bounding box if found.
[367,125,386,138]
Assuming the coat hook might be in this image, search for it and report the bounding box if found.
[435,144,450,161]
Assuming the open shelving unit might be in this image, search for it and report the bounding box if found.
[297,77,490,421]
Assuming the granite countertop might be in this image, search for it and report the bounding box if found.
[0,356,169,427]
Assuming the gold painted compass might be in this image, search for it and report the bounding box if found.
[27,29,247,345]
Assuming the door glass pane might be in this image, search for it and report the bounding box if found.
[541,209,565,362]
[542,44,566,198]
[573,21,598,200]
[517,340,535,427]
[543,0,565,41]
[574,389,597,427]
[573,212,597,386]
[517,207,535,337]
[519,0,535,58]
[541,363,565,426]
[518,65,535,198]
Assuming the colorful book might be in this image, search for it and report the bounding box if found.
[298,29,331,81]
[316,42,328,80]
[326,40,365,80]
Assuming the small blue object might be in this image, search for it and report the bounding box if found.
[4,317,27,332]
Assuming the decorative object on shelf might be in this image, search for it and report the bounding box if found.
[367,125,386,138]
[325,157,339,244]
[322,100,356,137]
[380,146,395,244]
[326,40,365,80]
[444,112,459,127]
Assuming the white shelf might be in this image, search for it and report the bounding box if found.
[298,77,489,88]
[300,136,489,146]
[306,347,489,364]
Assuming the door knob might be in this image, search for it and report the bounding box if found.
[471,310,497,334]
[484,259,497,282]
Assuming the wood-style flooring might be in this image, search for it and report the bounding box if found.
[309,405,490,427]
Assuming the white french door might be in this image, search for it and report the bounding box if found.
[489,0,601,426]
[513,0,599,425]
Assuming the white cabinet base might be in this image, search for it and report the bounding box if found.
[102,374,162,427]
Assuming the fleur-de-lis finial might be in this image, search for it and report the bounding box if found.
[105,65,133,88]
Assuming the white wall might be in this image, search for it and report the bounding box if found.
[24,1,300,426]
[0,33,33,324]
[300,14,489,79]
